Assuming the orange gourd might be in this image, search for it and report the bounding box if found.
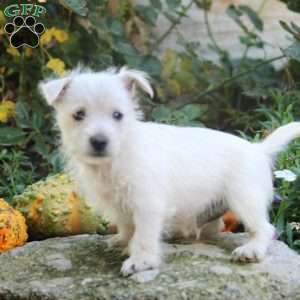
[0,198,28,251]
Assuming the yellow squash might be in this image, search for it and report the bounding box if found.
[13,174,107,239]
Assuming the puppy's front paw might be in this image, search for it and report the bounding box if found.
[121,255,160,276]
[231,242,266,263]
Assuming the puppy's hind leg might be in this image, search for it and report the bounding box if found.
[227,186,275,263]
[200,217,225,239]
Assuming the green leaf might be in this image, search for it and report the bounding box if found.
[280,20,295,35]
[226,4,242,20]
[227,5,250,34]
[166,0,181,10]
[283,41,300,62]
[239,35,263,48]
[0,127,27,145]
[34,134,50,158]
[162,49,178,79]
[97,54,114,67]
[125,55,143,68]
[49,150,65,172]
[32,113,43,130]
[135,5,158,26]
[58,0,88,16]
[109,20,124,36]
[291,22,300,33]
[139,55,162,77]
[151,105,172,122]
[172,110,187,123]
[182,121,203,127]
[181,104,203,121]
[280,21,300,41]
[15,101,31,128]
[194,0,212,11]
[239,5,263,31]
[150,0,162,10]
[164,11,178,23]
[281,0,300,13]
[274,200,289,235]
[286,223,294,247]
[115,41,138,56]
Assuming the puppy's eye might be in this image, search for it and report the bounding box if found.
[73,109,85,121]
[112,111,123,121]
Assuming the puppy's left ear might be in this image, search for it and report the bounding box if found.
[119,67,154,98]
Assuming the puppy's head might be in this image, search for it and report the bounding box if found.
[39,67,153,165]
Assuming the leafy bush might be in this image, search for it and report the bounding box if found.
[280,0,300,13]
[1,0,300,249]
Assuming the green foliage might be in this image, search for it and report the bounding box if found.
[280,0,300,13]
[151,103,205,126]
[280,21,300,41]
[194,0,212,11]
[58,0,88,16]
[226,4,264,48]
[253,91,300,251]
[283,41,300,62]
[0,0,300,249]
[0,148,36,200]
[135,5,158,26]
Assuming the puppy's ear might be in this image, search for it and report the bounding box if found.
[39,77,71,106]
[119,67,154,98]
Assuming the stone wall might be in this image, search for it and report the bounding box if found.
[137,0,300,65]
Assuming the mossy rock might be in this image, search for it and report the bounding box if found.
[0,233,299,299]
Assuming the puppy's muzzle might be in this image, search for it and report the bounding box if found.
[89,134,108,156]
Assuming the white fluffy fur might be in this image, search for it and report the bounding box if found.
[39,67,300,275]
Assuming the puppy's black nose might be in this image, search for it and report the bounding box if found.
[90,135,108,153]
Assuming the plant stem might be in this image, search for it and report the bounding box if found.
[18,51,25,101]
[0,75,4,97]
[240,1,267,66]
[203,7,223,55]
[151,0,194,53]
[241,46,249,62]
[192,54,286,101]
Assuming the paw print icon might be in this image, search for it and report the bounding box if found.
[4,16,45,48]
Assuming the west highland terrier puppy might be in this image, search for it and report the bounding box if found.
[39,67,300,276]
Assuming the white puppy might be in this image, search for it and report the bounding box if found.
[39,67,300,275]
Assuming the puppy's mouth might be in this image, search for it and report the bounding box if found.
[80,152,111,165]
[89,151,109,158]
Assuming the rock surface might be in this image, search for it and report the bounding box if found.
[0,233,300,300]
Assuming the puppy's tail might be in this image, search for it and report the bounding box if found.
[259,122,300,158]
